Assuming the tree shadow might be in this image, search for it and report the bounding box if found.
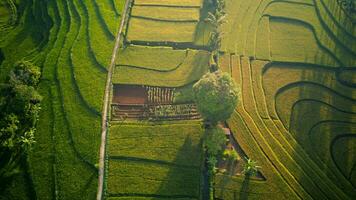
[155,134,203,199]
[193,0,215,47]
[238,174,251,200]
[0,48,4,66]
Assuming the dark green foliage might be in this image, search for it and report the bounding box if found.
[0,61,41,180]
[9,61,41,87]
[204,127,226,156]
[193,71,239,125]
[204,127,226,200]
[337,0,355,14]
[0,49,4,65]
[205,11,225,51]
[205,0,226,71]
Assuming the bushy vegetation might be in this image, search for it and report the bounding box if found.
[0,61,41,180]
[193,70,239,125]
[337,0,355,15]
[205,0,226,71]
[203,127,226,156]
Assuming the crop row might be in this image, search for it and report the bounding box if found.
[318,0,354,37]
[27,0,125,199]
[215,53,356,199]
[221,0,355,67]
[262,61,356,198]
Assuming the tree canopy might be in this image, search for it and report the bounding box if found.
[0,60,41,179]
[193,70,239,124]
[204,127,226,156]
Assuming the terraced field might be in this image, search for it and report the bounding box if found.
[1,0,355,199]
[106,123,203,199]
[113,48,209,87]
[0,0,125,199]
[0,0,16,27]
[104,0,212,199]
[125,0,210,47]
[215,0,356,199]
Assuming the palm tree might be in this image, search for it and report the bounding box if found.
[242,158,261,176]
[20,128,36,151]
[205,11,226,71]
[205,11,226,29]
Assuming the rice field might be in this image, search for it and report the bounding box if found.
[0,0,125,199]
[1,0,355,199]
[134,0,203,8]
[126,0,210,46]
[131,6,200,22]
[113,49,210,87]
[116,45,188,71]
[216,0,356,199]
[106,123,204,199]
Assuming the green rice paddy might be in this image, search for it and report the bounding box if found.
[0,0,355,199]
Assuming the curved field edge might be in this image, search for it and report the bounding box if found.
[0,0,125,199]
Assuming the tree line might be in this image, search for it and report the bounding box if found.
[0,61,41,181]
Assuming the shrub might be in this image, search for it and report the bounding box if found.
[223,149,239,162]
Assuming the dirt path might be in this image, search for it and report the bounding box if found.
[97,0,132,199]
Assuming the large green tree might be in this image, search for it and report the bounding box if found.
[193,70,239,125]
[0,61,41,179]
